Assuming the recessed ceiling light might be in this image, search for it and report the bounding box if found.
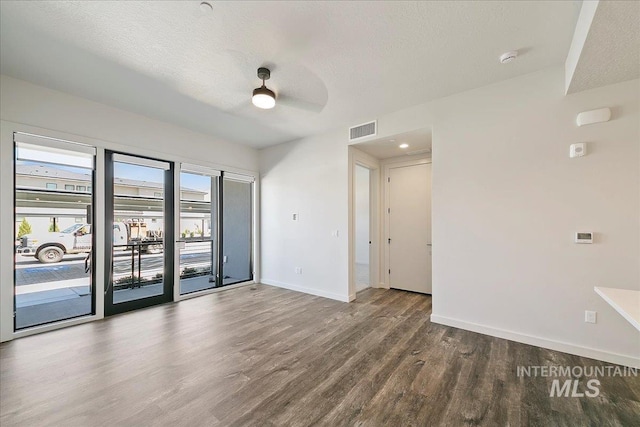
[499,50,518,64]
[399,143,409,149]
[200,2,213,13]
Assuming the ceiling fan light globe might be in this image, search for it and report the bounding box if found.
[252,87,276,109]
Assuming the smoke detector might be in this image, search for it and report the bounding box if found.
[499,50,518,64]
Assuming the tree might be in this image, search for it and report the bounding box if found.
[48,222,60,232]
[17,218,32,238]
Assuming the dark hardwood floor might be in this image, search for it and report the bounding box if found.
[1,285,638,426]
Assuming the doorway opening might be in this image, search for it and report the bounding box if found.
[355,164,371,292]
[349,127,432,299]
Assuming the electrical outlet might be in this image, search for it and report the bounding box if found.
[585,310,597,324]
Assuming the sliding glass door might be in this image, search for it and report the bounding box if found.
[13,133,95,329]
[104,152,174,315]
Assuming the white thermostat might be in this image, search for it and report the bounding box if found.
[575,232,593,244]
[570,142,586,158]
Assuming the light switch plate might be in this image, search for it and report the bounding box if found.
[585,310,597,323]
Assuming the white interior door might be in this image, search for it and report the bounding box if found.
[388,162,432,294]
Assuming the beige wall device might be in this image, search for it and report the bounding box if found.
[575,232,593,244]
[570,142,586,158]
[576,108,611,127]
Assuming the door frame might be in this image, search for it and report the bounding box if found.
[348,146,381,301]
[383,157,431,290]
[104,150,175,316]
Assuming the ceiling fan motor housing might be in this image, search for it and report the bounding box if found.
[257,67,271,81]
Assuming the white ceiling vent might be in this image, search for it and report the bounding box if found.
[349,120,377,141]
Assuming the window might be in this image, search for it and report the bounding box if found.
[154,192,163,197]
[179,170,217,295]
[14,133,95,330]
[88,186,92,192]
[77,185,87,192]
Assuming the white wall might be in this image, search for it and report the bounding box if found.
[429,71,639,367]
[0,75,258,342]
[0,75,258,173]
[259,67,640,366]
[260,130,349,301]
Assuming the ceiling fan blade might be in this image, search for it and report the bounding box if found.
[227,100,255,115]
[277,93,325,113]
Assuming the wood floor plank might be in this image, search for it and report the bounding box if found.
[1,285,638,426]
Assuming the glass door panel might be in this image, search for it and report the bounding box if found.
[179,171,217,294]
[105,152,174,315]
[222,177,253,286]
[13,134,95,330]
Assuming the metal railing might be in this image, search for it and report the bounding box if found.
[112,241,163,289]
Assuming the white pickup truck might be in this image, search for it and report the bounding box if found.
[16,222,157,263]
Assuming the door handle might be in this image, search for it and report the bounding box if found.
[426,243,432,246]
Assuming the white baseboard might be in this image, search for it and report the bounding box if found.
[260,279,350,303]
[430,314,640,368]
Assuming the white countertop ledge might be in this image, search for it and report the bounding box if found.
[594,287,640,332]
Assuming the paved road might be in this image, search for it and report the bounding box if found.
[16,250,213,286]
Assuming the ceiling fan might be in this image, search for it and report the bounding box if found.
[243,65,327,113]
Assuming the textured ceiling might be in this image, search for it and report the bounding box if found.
[0,1,580,148]
[566,0,640,94]
[353,128,432,160]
